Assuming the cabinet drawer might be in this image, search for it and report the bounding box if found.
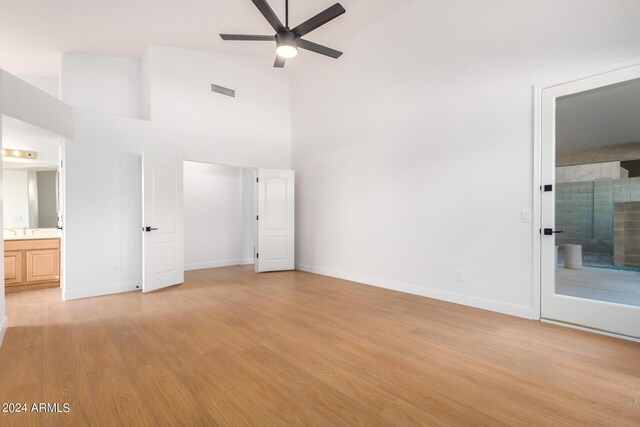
[26,249,60,283]
[6,238,60,252]
[4,251,23,285]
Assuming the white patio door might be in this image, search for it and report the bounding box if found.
[256,169,295,272]
[142,152,184,292]
[540,65,640,339]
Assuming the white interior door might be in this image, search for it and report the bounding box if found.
[541,65,640,339]
[256,168,295,272]
[142,152,184,292]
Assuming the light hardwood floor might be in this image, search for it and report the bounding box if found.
[0,265,639,426]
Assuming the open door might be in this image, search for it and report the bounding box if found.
[142,152,184,292]
[256,168,295,272]
[540,65,640,339]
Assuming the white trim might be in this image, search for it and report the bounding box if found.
[185,259,254,271]
[296,264,535,319]
[532,57,640,321]
[532,84,542,321]
[63,282,139,301]
[541,319,640,343]
[59,139,66,302]
[0,316,7,347]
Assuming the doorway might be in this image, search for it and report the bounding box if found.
[140,154,296,292]
[183,161,257,272]
[538,62,640,339]
[1,115,65,296]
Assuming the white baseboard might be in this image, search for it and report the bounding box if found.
[185,259,254,271]
[0,315,7,347]
[296,263,535,320]
[63,282,139,301]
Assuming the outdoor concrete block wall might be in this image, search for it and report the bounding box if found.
[614,201,640,267]
[556,181,594,248]
[556,177,640,254]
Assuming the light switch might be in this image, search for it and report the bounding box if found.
[521,210,532,223]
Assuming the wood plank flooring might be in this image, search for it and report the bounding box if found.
[0,265,639,426]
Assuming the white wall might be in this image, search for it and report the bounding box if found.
[62,48,290,300]
[291,0,640,318]
[184,161,251,270]
[1,70,73,139]
[19,76,59,99]
[147,46,291,167]
[61,54,143,119]
[3,169,30,228]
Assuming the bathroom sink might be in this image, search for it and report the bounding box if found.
[4,229,62,240]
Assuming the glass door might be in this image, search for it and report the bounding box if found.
[540,67,640,339]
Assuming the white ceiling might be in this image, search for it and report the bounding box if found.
[0,0,411,76]
[556,78,640,151]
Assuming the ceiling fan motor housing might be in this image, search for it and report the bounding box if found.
[276,32,298,49]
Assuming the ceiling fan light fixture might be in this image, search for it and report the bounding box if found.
[276,32,298,59]
[276,44,298,58]
[219,0,346,68]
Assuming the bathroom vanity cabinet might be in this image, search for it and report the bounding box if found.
[4,237,61,293]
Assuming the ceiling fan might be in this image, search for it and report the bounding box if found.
[220,0,346,68]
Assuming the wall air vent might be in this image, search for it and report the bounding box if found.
[211,84,236,98]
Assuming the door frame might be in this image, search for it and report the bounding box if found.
[58,139,66,300]
[533,57,640,328]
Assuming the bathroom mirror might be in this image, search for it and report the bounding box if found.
[3,164,59,230]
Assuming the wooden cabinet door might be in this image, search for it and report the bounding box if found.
[26,249,60,283]
[4,251,23,285]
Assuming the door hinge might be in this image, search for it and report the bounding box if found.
[256,215,259,221]
[256,177,259,183]
[543,184,553,192]
[256,253,259,259]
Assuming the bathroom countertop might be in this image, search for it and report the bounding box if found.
[4,229,62,240]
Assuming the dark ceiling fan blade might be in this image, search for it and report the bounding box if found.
[220,34,276,41]
[251,0,285,33]
[292,3,346,37]
[274,56,286,68]
[298,39,343,59]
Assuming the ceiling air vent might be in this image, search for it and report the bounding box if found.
[211,84,235,98]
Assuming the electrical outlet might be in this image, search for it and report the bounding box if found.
[112,265,119,273]
[456,270,463,282]
[521,210,532,223]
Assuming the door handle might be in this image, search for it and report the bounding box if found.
[144,226,159,232]
[543,228,564,235]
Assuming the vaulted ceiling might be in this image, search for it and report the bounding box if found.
[0,0,411,76]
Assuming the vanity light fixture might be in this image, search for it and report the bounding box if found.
[1,148,38,160]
